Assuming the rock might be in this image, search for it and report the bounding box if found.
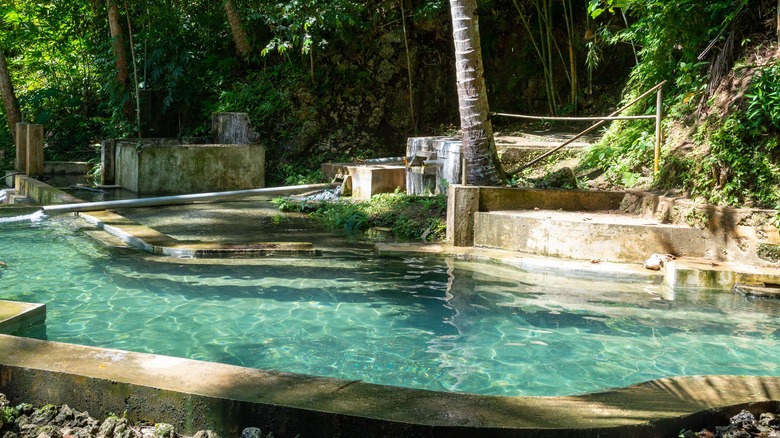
[760,412,780,432]
[29,406,58,426]
[152,423,174,438]
[716,426,751,438]
[241,428,263,438]
[192,431,220,438]
[97,416,123,438]
[643,253,675,270]
[53,406,74,426]
[31,425,61,438]
[112,419,142,438]
[532,167,578,189]
[730,409,758,431]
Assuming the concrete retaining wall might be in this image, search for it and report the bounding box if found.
[3,334,780,438]
[15,175,83,205]
[114,141,265,195]
[447,185,780,267]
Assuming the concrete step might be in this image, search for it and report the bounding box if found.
[474,209,713,264]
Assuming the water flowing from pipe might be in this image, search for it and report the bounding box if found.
[0,209,48,224]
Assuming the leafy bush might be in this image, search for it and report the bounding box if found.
[305,192,447,241]
[745,62,780,133]
[581,119,655,187]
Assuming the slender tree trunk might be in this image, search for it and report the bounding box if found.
[449,0,505,186]
[0,46,22,144]
[106,0,133,121]
[225,0,251,59]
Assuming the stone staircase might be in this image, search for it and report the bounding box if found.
[447,185,780,290]
[474,209,712,264]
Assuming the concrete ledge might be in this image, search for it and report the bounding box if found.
[2,335,780,437]
[78,210,319,258]
[0,301,45,334]
[665,257,780,290]
[376,242,663,284]
[447,185,780,269]
[15,175,83,205]
[474,210,711,264]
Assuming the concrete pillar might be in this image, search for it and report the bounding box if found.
[25,124,44,177]
[14,123,28,172]
[446,184,480,246]
[212,112,258,144]
[101,139,117,185]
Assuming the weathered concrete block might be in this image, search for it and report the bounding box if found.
[446,184,480,246]
[43,161,89,176]
[344,165,405,200]
[474,210,712,263]
[406,137,462,196]
[115,141,265,195]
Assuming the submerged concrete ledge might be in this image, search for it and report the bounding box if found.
[377,243,780,291]
[79,208,319,258]
[0,301,45,334]
[1,334,780,437]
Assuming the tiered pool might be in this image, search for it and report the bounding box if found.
[2,212,780,397]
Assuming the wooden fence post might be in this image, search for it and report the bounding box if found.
[26,124,44,177]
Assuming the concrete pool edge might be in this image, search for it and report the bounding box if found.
[0,301,45,334]
[1,334,780,437]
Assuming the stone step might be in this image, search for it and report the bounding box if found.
[474,209,714,264]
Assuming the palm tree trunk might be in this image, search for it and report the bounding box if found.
[225,0,251,60]
[0,46,21,144]
[449,0,505,186]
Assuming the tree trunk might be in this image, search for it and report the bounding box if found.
[106,0,133,121]
[225,0,251,60]
[0,46,22,144]
[449,0,505,186]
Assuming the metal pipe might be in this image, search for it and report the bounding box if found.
[41,183,337,215]
[364,157,405,165]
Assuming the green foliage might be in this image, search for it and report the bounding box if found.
[581,0,780,209]
[581,119,655,187]
[313,200,371,233]
[250,0,364,58]
[656,114,780,208]
[589,0,740,107]
[745,62,780,133]
[308,193,447,241]
[0,112,12,170]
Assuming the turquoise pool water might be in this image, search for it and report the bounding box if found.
[2,214,780,396]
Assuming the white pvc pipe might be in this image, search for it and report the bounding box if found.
[41,183,337,215]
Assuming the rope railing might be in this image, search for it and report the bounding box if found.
[495,80,667,177]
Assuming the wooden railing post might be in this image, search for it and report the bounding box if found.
[26,124,44,177]
[654,86,663,176]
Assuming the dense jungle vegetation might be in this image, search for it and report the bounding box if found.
[0,0,778,212]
